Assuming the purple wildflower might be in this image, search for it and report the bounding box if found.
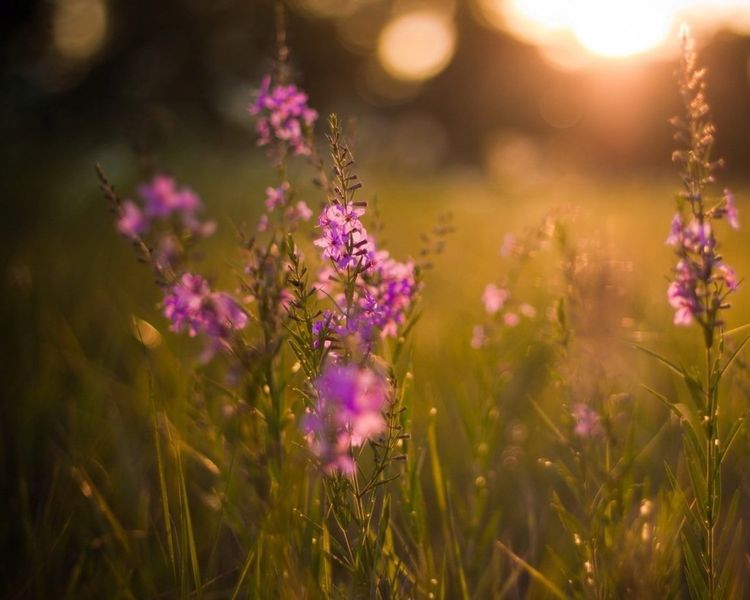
[265,182,290,212]
[290,200,313,222]
[118,174,215,241]
[314,203,373,271]
[667,260,699,325]
[366,250,418,338]
[303,363,389,475]
[665,214,682,246]
[717,263,738,291]
[572,403,604,438]
[724,189,739,230]
[249,75,318,156]
[666,211,738,326]
[683,220,713,254]
[140,174,200,219]
[117,201,147,239]
[667,35,740,336]
[163,273,247,356]
[312,309,337,349]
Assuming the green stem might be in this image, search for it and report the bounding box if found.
[704,347,717,599]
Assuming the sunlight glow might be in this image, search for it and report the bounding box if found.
[567,1,675,58]
[476,0,750,66]
[377,10,456,82]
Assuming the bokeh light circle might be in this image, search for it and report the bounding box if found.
[53,0,108,62]
[377,10,457,82]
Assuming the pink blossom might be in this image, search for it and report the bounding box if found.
[117,201,146,239]
[303,363,389,475]
[249,75,318,156]
[264,182,290,211]
[482,284,509,315]
[503,312,520,327]
[724,188,740,230]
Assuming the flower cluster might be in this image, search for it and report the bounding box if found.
[666,212,738,326]
[312,244,417,349]
[366,250,418,338]
[472,283,536,348]
[314,203,373,271]
[666,31,740,332]
[249,74,318,156]
[163,273,248,358]
[303,363,389,475]
[117,174,216,241]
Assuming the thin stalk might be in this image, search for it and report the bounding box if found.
[705,348,716,598]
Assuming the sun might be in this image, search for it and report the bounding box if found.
[485,0,679,60]
[566,0,675,58]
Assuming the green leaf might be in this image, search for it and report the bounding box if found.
[720,414,747,465]
[550,491,583,536]
[717,519,743,596]
[718,491,740,555]
[496,540,567,600]
[683,444,707,523]
[634,344,685,377]
[683,374,707,413]
[641,384,680,419]
[675,402,707,464]
[664,463,693,521]
[683,532,709,600]
[230,548,256,600]
[530,398,567,444]
[718,333,750,379]
[723,323,750,338]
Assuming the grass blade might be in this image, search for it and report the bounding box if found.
[495,540,566,600]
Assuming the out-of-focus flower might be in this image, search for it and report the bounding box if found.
[482,283,509,314]
[265,182,290,211]
[572,403,604,438]
[117,201,146,239]
[249,75,318,156]
[503,312,520,327]
[665,214,683,247]
[500,233,517,258]
[303,363,389,475]
[257,214,269,232]
[163,273,247,357]
[118,174,215,241]
[667,260,699,325]
[312,309,337,349]
[291,201,313,222]
[717,263,738,291]
[724,188,740,230]
[667,33,739,334]
[471,324,487,349]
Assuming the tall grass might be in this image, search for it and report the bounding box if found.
[3,19,750,600]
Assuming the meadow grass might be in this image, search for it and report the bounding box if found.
[4,121,750,598]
